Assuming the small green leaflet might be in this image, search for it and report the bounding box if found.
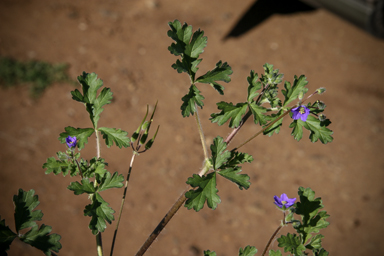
[168,20,207,80]
[218,167,250,190]
[277,233,306,256]
[97,172,125,192]
[289,115,333,144]
[13,189,43,232]
[249,103,267,125]
[185,173,221,211]
[84,193,115,235]
[210,137,252,189]
[306,234,325,250]
[75,72,104,104]
[210,136,231,170]
[99,127,130,148]
[247,70,262,102]
[71,72,113,129]
[268,250,282,256]
[59,126,94,150]
[196,61,233,95]
[68,178,96,195]
[238,245,257,256]
[204,250,217,256]
[10,189,61,256]
[91,87,113,129]
[20,224,62,256]
[210,102,247,128]
[294,187,330,245]
[43,157,73,177]
[282,75,308,107]
[181,85,205,117]
[260,63,284,85]
[0,217,17,253]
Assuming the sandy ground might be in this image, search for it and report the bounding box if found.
[1,0,384,255]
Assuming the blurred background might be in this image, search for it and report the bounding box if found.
[1,0,384,255]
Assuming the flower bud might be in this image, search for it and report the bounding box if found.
[316,87,326,95]
[319,114,326,122]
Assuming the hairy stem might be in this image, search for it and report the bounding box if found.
[110,153,137,256]
[194,103,209,160]
[261,225,283,256]
[134,163,211,256]
[261,212,286,256]
[95,129,103,256]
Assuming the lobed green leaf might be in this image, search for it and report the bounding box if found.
[210,136,231,170]
[210,101,247,128]
[185,173,221,211]
[98,127,130,148]
[97,172,125,192]
[238,245,257,256]
[218,167,250,190]
[196,61,232,95]
[84,193,115,235]
[181,85,205,117]
[20,224,61,256]
[282,75,308,107]
[67,178,96,195]
[0,217,17,253]
[277,233,306,256]
[13,189,43,232]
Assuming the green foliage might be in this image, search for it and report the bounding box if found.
[0,189,61,256]
[203,246,257,256]
[168,19,232,117]
[289,108,333,144]
[294,187,330,246]
[99,127,130,148]
[43,155,75,177]
[185,173,221,211]
[210,136,231,170]
[0,217,17,253]
[268,249,282,256]
[210,102,248,128]
[273,187,329,256]
[195,61,232,95]
[203,250,217,256]
[211,136,252,189]
[84,193,116,235]
[238,245,257,256]
[19,224,62,256]
[281,75,308,107]
[0,56,74,97]
[180,85,205,117]
[71,72,113,129]
[277,233,306,255]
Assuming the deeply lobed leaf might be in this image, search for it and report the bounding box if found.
[185,173,221,211]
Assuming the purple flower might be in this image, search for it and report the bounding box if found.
[66,136,77,148]
[274,193,296,209]
[291,105,310,122]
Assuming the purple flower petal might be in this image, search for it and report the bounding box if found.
[66,136,77,148]
[291,105,310,122]
[274,193,296,209]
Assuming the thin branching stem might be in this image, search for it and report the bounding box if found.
[110,152,137,256]
[95,128,103,256]
[194,103,209,160]
[261,212,287,256]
